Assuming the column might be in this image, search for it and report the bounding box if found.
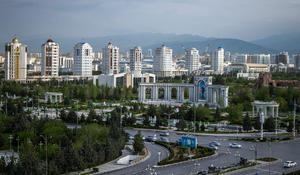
[252,105,255,118]
[138,85,142,101]
[55,95,58,103]
[264,106,267,118]
[154,86,158,100]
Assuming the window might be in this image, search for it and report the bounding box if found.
[85,49,89,56]
[77,49,80,56]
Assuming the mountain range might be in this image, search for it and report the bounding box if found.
[0,33,299,55]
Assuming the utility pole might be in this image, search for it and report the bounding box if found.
[194,103,196,133]
[293,99,296,138]
[76,100,79,131]
[5,98,7,116]
[8,135,13,153]
[41,135,50,175]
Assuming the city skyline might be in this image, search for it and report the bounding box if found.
[1,0,300,43]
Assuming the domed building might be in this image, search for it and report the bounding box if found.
[41,39,59,77]
[4,37,27,80]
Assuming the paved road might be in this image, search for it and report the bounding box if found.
[99,142,169,175]
[102,129,300,175]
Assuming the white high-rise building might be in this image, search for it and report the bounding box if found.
[130,46,143,75]
[102,42,119,75]
[5,37,27,80]
[224,51,231,62]
[211,47,224,74]
[234,54,248,63]
[153,45,173,77]
[73,42,93,76]
[41,39,59,77]
[147,49,153,57]
[294,54,300,71]
[253,54,270,64]
[185,48,200,74]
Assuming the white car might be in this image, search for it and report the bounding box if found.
[229,143,242,148]
[210,141,221,146]
[284,161,297,168]
[160,132,170,136]
[208,144,218,150]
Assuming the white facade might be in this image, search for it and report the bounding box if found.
[253,54,270,64]
[73,42,93,76]
[293,54,300,71]
[211,47,224,74]
[138,76,229,108]
[185,48,200,74]
[41,39,59,77]
[130,46,143,75]
[59,56,74,69]
[234,54,248,63]
[5,37,27,80]
[153,45,174,77]
[102,42,119,75]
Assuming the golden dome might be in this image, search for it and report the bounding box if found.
[12,37,19,43]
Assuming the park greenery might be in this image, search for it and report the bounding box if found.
[0,105,126,175]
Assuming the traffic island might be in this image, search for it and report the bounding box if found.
[231,136,294,142]
[154,141,215,166]
[256,157,277,162]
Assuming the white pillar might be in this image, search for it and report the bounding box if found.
[252,105,255,118]
[264,107,267,118]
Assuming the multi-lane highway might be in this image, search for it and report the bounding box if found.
[100,129,300,175]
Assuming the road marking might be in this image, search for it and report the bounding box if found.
[255,167,281,174]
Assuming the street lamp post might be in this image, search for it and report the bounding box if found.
[41,135,51,175]
[8,135,13,153]
[293,99,298,138]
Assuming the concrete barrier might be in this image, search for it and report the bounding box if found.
[116,155,141,165]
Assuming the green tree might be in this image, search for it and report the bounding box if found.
[143,115,150,126]
[133,131,144,154]
[253,117,261,130]
[60,109,67,121]
[287,120,293,132]
[67,110,78,123]
[214,108,221,122]
[264,117,275,132]
[176,118,186,131]
[200,124,205,131]
[228,104,243,124]
[86,109,97,123]
[243,113,252,132]
[18,140,42,175]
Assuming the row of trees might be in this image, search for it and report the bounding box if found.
[0,81,138,104]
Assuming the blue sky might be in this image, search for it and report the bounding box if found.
[1,0,300,42]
